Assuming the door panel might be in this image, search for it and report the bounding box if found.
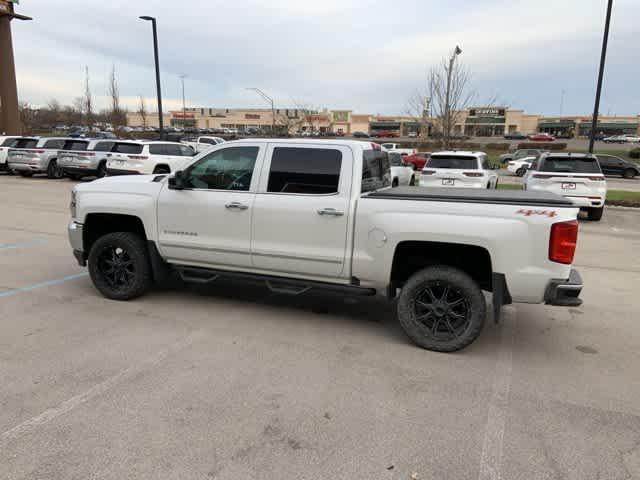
[157,144,264,268]
[251,144,352,278]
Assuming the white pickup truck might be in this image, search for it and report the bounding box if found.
[68,139,583,352]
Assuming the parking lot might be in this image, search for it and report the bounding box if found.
[1,174,640,479]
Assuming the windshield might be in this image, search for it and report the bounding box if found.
[427,155,477,169]
[539,157,601,174]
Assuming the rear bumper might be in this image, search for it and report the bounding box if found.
[564,195,605,208]
[62,166,99,176]
[9,162,46,173]
[544,269,583,307]
[419,179,485,188]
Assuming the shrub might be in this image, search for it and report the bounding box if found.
[630,148,640,159]
[484,143,511,152]
[517,142,567,151]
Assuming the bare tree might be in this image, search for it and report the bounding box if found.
[137,95,148,130]
[82,66,94,128]
[427,48,474,148]
[108,65,125,127]
[405,90,432,140]
[18,101,36,133]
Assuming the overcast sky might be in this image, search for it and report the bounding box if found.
[11,0,640,116]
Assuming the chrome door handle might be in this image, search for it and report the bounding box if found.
[317,208,344,217]
[225,202,249,210]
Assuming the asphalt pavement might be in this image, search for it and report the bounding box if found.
[1,174,640,480]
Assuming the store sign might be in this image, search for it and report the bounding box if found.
[245,114,261,120]
[469,108,506,117]
[173,112,194,119]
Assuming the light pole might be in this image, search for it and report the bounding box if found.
[444,46,462,147]
[139,16,164,137]
[588,0,613,153]
[246,87,275,134]
[559,89,566,117]
[179,74,187,129]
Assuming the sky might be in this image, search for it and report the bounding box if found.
[10,0,640,116]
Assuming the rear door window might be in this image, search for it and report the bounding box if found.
[362,149,391,193]
[427,155,477,169]
[92,141,115,152]
[113,143,143,154]
[163,144,184,157]
[539,157,602,174]
[14,138,38,148]
[267,147,342,194]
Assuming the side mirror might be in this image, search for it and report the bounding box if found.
[168,170,185,190]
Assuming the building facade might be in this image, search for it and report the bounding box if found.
[126,106,640,138]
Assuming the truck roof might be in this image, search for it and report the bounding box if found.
[230,138,376,149]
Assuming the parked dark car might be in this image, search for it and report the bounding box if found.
[352,131,370,138]
[504,132,527,140]
[403,152,431,170]
[595,154,639,179]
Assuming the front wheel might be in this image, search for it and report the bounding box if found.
[88,232,153,300]
[47,159,63,179]
[397,266,486,352]
[588,207,604,221]
[516,167,526,177]
[409,175,416,186]
[96,161,107,178]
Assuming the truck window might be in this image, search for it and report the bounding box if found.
[113,143,143,154]
[388,152,404,166]
[427,155,477,169]
[185,146,259,191]
[539,157,601,174]
[362,150,391,193]
[267,147,342,194]
[199,138,216,145]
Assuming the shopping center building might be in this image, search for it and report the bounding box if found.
[126,106,639,138]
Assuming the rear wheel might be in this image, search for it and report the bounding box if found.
[88,232,152,300]
[397,266,486,352]
[96,161,107,178]
[153,165,171,174]
[392,178,399,188]
[623,168,636,179]
[409,175,416,186]
[588,207,604,221]
[47,159,63,179]
[516,167,526,177]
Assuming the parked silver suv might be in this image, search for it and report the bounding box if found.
[58,139,118,179]
[8,137,75,178]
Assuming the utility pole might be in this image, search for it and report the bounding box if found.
[246,88,275,134]
[139,16,164,137]
[588,0,613,153]
[179,74,187,129]
[0,2,32,134]
[559,89,566,117]
[444,46,462,147]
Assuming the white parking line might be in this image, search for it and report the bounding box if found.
[0,272,88,298]
[1,330,203,443]
[478,308,516,480]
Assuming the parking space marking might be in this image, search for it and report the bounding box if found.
[0,238,47,251]
[1,330,204,443]
[0,272,88,299]
[478,308,516,480]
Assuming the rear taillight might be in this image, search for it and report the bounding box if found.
[25,149,45,154]
[421,170,435,175]
[533,174,554,179]
[588,176,605,181]
[84,152,96,157]
[128,155,148,160]
[463,171,484,177]
[549,220,578,264]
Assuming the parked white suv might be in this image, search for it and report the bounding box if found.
[0,135,23,172]
[106,141,196,175]
[182,136,225,154]
[420,151,499,189]
[8,137,73,178]
[380,143,416,156]
[507,156,537,176]
[524,153,606,221]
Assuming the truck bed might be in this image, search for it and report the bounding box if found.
[365,186,573,207]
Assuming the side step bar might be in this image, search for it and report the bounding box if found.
[175,266,377,297]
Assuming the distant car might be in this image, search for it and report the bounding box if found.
[621,134,640,143]
[504,132,527,140]
[595,154,639,179]
[420,151,499,189]
[371,130,399,138]
[403,152,431,170]
[388,152,416,186]
[528,133,555,142]
[499,149,546,165]
[58,139,119,179]
[352,131,369,138]
[524,153,606,221]
[507,157,536,176]
[407,131,418,138]
[8,137,72,178]
[603,135,627,144]
[0,135,22,172]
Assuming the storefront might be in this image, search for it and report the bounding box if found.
[538,119,576,138]
[577,121,639,137]
[463,108,506,137]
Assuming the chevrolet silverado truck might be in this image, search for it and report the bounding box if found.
[68,139,583,352]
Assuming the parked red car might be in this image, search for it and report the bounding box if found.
[528,133,555,142]
[402,152,432,170]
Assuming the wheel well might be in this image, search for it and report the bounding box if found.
[83,213,147,254]
[390,241,493,292]
[153,164,171,173]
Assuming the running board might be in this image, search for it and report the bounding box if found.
[175,266,376,296]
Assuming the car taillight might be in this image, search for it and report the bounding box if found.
[128,155,148,160]
[588,176,605,181]
[533,174,554,179]
[25,149,46,154]
[421,170,435,175]
[549,220,578,264]
[463,171,484,177]
[84,152,96,156]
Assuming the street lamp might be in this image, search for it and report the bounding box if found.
[246,87,275,134]
[139,16,164,137]
[588,0,613,153]
[444,45,462,146]
[179,74,187,130]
